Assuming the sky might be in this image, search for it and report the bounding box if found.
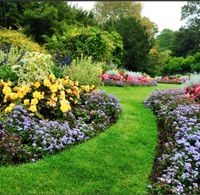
[68,1,187,32]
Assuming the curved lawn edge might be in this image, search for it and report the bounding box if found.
[0,84,180,194]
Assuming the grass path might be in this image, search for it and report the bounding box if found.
[0,84,180,194]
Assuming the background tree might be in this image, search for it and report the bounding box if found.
[93,1,142,26]
[156,29,175,52]
[171,1,200,57]
[172,27,199,57]
[0,1,97,43]
[105,16,152,71]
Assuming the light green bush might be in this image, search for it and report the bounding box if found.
[63,55,103,86]
[14,51,53,85]
[183,74,200,87]
[125,71,144,78]
[0,46,23,65]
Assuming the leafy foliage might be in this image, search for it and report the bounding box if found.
[46,26,123,64]
[0,29,46,53]
[156,29,175,52]
[63,55,103,86]
[105,16,153,71]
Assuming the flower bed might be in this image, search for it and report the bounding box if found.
[144,89,200,194]
[155,76,188,84]
[101,70,157,87]
[0,75,121,165]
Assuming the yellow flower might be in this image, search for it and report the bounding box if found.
[90,85,95,90]
[67,89,72,94]
[29,105,37,112]
[33,91,44,100]
[60,104,71,113]
[24,99,30,106]
[59,91,65,100]
[31,98,39,105]
[47,99,56,107]
[49,84,58,92]
[9,103,15,108]
[68,80,74,86]
[5,106,13,113]
[75,81,79,86]
[3,80,11,87]
[34,82,41,88]
[49,74,56,81]
[13,86,19,91]
[17,91,25,99]
[10,93,18,100]
[82,85,90,93]
[74,100,78,104]
[22,85,30,93]
[2,87,11,94]
[43,79,51,87]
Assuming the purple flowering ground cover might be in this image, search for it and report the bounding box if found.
[0,90,121,165]
[145,89,200,194]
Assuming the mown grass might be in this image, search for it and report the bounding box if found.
[0,84,180,194]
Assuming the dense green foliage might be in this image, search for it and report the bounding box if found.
[171,27,199,57]
[0,84,179,194]
[156,29,175,52]
[63,55,103,86]
[0,29,46,52]
[146,49,171,76]
[46,26,124,64]
[105,16,153,71]
[163,52,200,75]
[0,1,96,43]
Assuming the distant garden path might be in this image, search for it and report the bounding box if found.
[0,84,179,194]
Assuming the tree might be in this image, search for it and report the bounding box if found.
[93,1,142,25]
[106,16,153,71]
[171,1,200,56]
[0,1,97,43]
[172,27,199,57]
[156,29,175,52]
[181,1,200,28]
[93,1,157,47]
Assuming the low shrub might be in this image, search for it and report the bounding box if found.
[63,55,103,87]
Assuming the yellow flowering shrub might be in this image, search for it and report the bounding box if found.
[0,75,96,119]
[0,29,46,53]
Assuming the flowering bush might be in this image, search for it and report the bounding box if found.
[185,84,200,102]
[155,76,188,84]
[0,75,97,120]
[145,89,200,194]
[102,70,157,87]
[0,89,120,165]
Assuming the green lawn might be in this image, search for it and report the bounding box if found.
[0,84,180,194]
